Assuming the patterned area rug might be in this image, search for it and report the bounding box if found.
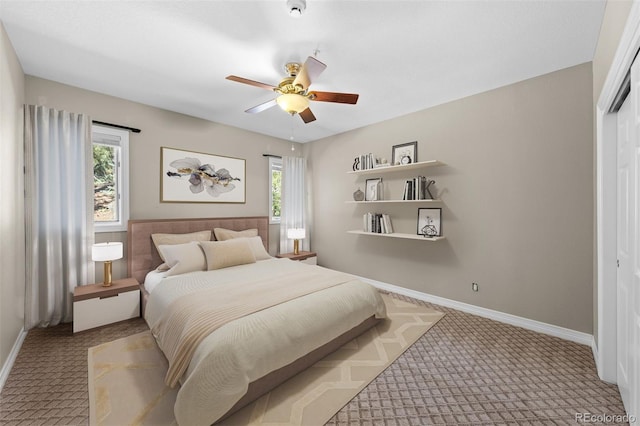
[87,294,444,425]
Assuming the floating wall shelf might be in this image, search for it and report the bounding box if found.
[347,158,447,240]
[347,159,444,176]
[345,199,442,204]
[347,230,446,242]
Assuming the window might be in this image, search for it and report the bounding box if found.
[269,157,282,224]
[93,125,129,232]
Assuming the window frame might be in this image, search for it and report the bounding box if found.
[269,156,282,225]
[92,124,129,233]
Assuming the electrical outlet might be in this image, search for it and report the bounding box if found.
[472,282,479,292]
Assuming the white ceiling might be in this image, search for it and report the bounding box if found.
[0,0,606,143]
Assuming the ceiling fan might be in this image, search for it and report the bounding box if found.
[226,56,359,124]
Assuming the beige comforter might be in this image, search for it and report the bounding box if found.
[145,258,386,426]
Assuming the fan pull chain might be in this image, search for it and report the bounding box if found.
[290,114,296,151]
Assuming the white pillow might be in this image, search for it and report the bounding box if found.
[244,236,271,260]
[157,241,206,276]
[151,230,212,262]
[213,228,258,241]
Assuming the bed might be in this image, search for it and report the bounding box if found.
[127,217,386,425]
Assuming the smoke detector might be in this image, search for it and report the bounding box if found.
[287,0,306,17]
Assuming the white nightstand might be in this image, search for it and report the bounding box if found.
[73,278,140,333]
[276,251,318,265]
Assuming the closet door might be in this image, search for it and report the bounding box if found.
[631,57,640,421]
[616,90,632,414]
[616,59,640,420]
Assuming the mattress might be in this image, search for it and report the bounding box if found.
[144,258,386,425]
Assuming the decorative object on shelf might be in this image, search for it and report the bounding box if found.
[365,178,382,201]
[161,147,246,203]
[287,228,306,255]
[375,158,390,168]
[352,157,360,171]
[424,179,436,199]
[417,208,442,237]
[392,141,418,165]
[353,188,365,201]
[92,242,123,286]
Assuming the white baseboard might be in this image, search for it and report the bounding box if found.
[591,337,600,372]
[359,276,594,346]
[0,327,27,393]
[590,337,615,384]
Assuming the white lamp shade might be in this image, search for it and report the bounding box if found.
[92,242,123,262]
[287,228,306,240]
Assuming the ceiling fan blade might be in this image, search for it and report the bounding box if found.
[299,107,316,123]
[245,99,277,114]
[309,91,359,104]
[226,75,276,90]
[292,56,327,90]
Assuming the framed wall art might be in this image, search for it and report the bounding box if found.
[417,208,442,237]
[161,147,246,203]
[391,141,418,165]
[365,178,382,201]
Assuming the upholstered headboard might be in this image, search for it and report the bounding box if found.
[127,217,269,284]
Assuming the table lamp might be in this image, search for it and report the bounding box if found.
[92,242,123,287]
[287,228,305,255]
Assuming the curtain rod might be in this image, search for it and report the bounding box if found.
[93,120,141,134]
[262,154,282,158]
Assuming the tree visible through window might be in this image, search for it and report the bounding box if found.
[269,157,282,223]
[93,125,129,232]
[93,144,118,222]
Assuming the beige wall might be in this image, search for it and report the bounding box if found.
[308,63,594,333]
[0,23,26,376]
[25,77,300,280]
[591,0,633,345]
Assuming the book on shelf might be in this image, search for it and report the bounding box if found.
[402,176,434,200]
[355,153,389,171]
[358,153,374,171]
[362,212,393,234]
[382,214,393,233]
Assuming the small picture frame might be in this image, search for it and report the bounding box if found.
[392,141,418,166]
[417,208,442,237]
[365,178,382,201]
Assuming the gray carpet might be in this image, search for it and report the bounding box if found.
[0,293,627,425]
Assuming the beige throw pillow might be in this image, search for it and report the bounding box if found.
[151,230,212,262]
[157,242,207,276]
[200,240,257,270]
[213,228,258,241]
[245,236,271,260]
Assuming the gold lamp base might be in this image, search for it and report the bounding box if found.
[102,261,113,287]
[293,239,300,255]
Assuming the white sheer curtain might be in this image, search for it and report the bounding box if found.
[24,105,94,329]
[279,156,309,254]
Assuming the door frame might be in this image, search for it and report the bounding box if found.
[596,0,640,382]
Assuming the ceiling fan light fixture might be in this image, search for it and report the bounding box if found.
[276,93,309,114]
[287,0,306,17]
